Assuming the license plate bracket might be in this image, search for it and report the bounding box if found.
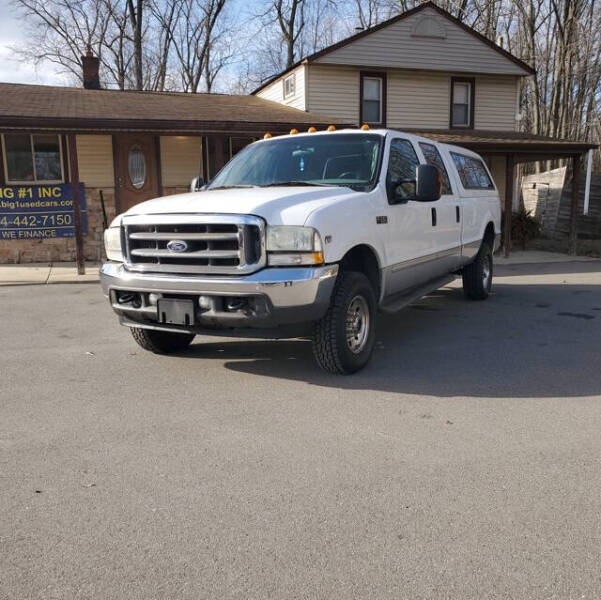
[157,298,195,326]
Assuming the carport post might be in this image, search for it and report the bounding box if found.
[67,134,86,275]
[503,154,515,257]
[568,154,581,256]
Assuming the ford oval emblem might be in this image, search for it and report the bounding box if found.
[166,239,188,253]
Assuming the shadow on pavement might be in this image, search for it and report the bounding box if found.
[180,276,601,398]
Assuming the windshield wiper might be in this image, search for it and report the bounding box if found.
[260,181,334,187]
[208,184,258,190]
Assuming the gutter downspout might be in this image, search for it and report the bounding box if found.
[583,148,593,215]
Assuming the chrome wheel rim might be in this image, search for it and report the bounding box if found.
[346,295,370,354]
[482,254,492,288]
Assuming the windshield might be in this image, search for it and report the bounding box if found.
[207,133,383,192]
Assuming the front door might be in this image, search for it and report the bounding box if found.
[114,135,159,213]
[383,137,435,297]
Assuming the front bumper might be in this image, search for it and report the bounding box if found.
[100,262,338,332]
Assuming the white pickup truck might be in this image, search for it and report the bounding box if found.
[101,128,501,374]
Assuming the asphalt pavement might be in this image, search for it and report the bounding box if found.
[1,261,601,599]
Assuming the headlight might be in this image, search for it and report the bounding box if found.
[104,227,123,262]
[266,226,324,266]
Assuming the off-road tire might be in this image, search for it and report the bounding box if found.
[130,327,195,354]
[312,271,377,374]
[462,241,493,300]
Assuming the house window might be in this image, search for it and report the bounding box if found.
[450,78,474,128]
[128,146,147,189]
[283,74,295,99]
[361,73,386,125]
[2,134,64,183]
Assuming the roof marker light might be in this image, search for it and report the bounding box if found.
[361,124,370,130]
[327,125,336,131]
[263,132,272,139]
[290,128,299,135]
[307,126,317,133]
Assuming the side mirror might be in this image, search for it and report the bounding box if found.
[415,164,441,202]
[190,175,205,193]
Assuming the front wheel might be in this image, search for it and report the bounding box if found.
[312,271,377,374]
[130,327,195,354]
[462,242,493,300]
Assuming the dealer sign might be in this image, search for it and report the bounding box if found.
[0,184,87,240]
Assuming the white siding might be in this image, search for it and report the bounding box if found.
[306,65,359,123]
[307,66,518,131]
[256,64,306,110]
[76,135,114,187]
[388,71,517,130]
[474,75,517,130]
[160,136,201,187]
[387,70,450,128]
[314,6,529,76]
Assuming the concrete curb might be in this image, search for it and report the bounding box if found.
[0,262,100,286]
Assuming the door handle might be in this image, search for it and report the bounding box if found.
[456,206,460,222]
[431,208,437,227]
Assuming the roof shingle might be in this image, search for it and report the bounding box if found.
[0,82,343,132]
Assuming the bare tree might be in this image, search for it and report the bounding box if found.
[275,0,307,68]
[11,0,111,84]
[157,0,228,92]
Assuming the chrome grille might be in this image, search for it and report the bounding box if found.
[122,214,265,275]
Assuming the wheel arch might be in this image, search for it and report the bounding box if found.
[338,244,382,301]
[483,221,495,246]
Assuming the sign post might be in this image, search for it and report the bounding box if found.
[67,134,86,275]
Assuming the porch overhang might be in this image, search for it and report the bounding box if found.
[405,129,597,161]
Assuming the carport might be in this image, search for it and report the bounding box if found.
[409,129,598,256]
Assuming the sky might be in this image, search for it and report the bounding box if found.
[0,0,68,85]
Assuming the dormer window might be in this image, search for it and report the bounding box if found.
[283,74,295,99]
[450,78,475,129]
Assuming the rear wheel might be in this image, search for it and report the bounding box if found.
[312,271,377,374]
[462,241,493,300]
[130,327,195,354]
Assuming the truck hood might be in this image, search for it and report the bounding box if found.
[122,186,359,226]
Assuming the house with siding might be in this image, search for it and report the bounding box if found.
[254,2,595,253]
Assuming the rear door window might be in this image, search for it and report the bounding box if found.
[419,142,452,195]
[450,152,494,190]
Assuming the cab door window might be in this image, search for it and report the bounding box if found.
[386,138,420,202]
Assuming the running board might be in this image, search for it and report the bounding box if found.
[379,274,456,314]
